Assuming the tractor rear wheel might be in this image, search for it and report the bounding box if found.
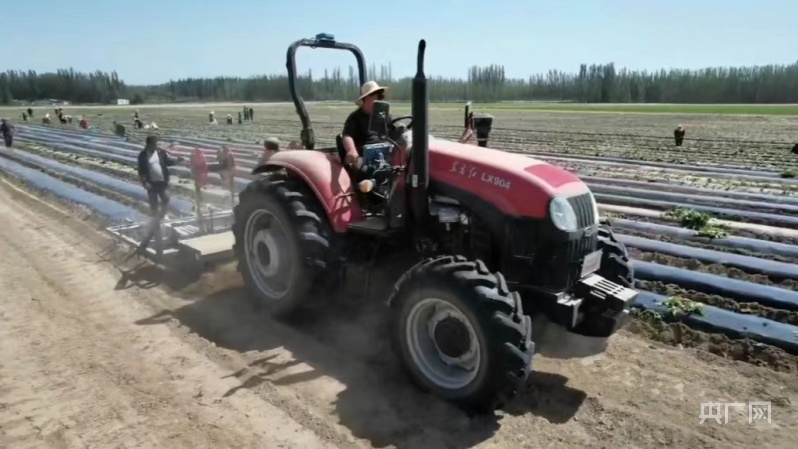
[597,225,634,288]
[233,175,334,318]
[389,255,533,413]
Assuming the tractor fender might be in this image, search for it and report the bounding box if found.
[251,150,363,233]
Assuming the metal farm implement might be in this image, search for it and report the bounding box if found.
[105,146,238,272]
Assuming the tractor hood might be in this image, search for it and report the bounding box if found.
[427,137,589,219]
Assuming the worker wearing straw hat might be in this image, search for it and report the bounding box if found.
[341,81,394,167]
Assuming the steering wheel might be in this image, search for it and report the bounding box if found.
[391,115,413,130]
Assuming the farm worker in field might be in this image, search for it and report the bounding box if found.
[43,113,51,124]
[259,137,281,165]
[458,111,478,146]
[249,107,254,121]
[209,111,215,124]
[342,81,394,168]
[238,111,243,124]
[213,145,237,205]
[113,121,126,137]
[674,125,686,146]
[22,111,28,121]
[1,118,16,148]
[134,109,139,120]
[243,106,249,121]
[136,134,185,255]
[226,113,233,125]
[27,107,33,118]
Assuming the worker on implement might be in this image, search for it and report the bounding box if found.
[259,137,281,165]
[136,135,184,255]
[342,81,394,168]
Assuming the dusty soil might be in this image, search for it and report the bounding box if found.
[0,176,797,448]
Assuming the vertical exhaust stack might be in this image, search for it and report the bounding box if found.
[411,39,429,228]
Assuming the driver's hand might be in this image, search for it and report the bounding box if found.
[345,151,359,166]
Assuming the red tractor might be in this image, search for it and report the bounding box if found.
[232,34,638,413]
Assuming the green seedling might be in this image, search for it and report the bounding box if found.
[662,296,705,318]
[696,225,729,239]
[665,208,728,239]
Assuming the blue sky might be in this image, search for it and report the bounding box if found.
[3,0,795,85]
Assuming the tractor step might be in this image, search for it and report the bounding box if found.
[347,216,394,237]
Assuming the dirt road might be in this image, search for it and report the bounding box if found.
[0,178,795,449]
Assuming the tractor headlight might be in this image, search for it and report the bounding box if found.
[589,191,600,225]
[549,197,578,232]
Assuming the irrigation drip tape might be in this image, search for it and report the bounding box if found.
[595,193,798,227]
[634,291,798,355]
[612,219,798,259]
[0,156,144,224]
[632,261,798,311]
[618,234,798,281]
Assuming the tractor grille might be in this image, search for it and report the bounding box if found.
[568,192,596,228]
[510,192,598,291]
[559,192,599,288]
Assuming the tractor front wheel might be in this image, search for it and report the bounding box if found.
[233,175,334,319]
[389,255,533,413]
[596,225,634,288]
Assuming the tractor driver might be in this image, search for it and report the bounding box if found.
[341,81,394,168]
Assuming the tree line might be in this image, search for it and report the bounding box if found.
[2,60,798,105]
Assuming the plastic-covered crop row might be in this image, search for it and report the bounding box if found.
[633,292,798,354]
[611,219,798,259]
[584,175,798,207]
[526,151,784,178]
[595,193,798,227]
[0,156,145,224]
[618,234,798,280]
[591,184,798,215]
[632,260,798,311]
[26,127,266,172]
[3,150,195,215]
[15,134,251,192]
[21,126,263,161]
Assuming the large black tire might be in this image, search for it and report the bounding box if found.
[233,175,334,318]
[597,225,634,288]
[389,255,534,413]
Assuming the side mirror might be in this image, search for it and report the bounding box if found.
[369,100,391,137]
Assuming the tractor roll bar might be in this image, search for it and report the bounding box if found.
[286,34,368,149]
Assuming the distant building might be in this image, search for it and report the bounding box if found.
[116,99,130,105]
